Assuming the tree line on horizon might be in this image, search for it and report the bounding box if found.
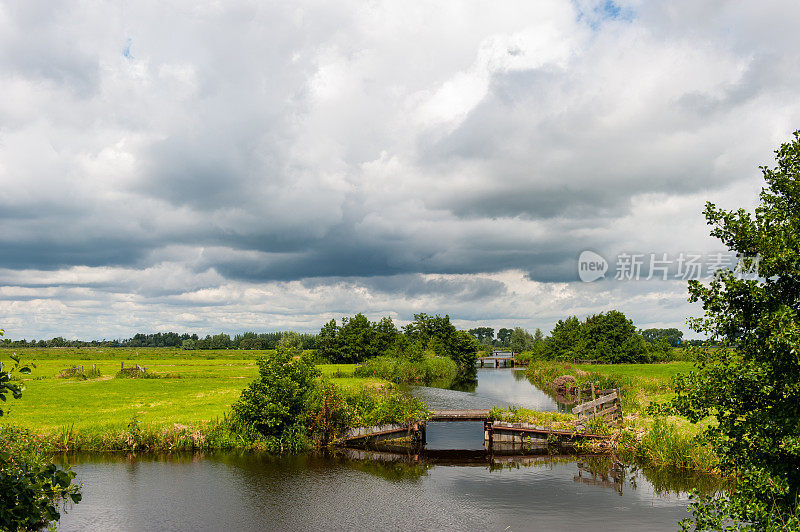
[0,331,319,350]
[1,318,695,356]
[468,312,688,364]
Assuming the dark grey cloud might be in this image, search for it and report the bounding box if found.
[0,0,798,338]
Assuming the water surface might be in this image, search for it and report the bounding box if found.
[58,452,699,532]
[412,368,563,411]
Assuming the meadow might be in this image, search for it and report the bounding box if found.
[0,348,384,435]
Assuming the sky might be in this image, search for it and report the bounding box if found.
[1,0,799,340]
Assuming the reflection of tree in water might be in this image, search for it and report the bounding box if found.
[487,454,577,473]
[512,369,528,382]
[633,464,727,497]
[572,455,727,498]
[335,448,432,482]
[350,459,432,482]
[443,371,478,393]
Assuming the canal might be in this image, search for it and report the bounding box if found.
[57,369,713,531]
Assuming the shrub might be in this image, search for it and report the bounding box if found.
[231,344,319,438]
[0,426,82,530]
[1,349,81,530]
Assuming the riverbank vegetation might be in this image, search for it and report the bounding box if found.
[229,336,429,451]
[517,310,674,363]
[353,354,457,385]
[524,360,718,472]
[1,331,81,531]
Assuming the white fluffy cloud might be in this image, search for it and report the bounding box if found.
[0,0,798,339]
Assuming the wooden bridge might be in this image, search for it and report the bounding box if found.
[335,409,614,449]
[477,356,519,367]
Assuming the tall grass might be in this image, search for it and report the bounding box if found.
[353,355,457,385]
[526,361,627,393]
[635,418,719,472]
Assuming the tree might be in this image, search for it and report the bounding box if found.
[181,338,196,350]
[336,314,378,363]
[582,310,643,363]
[374,317,399,354]
[277,331,303,354]
[209,333,232,349]
[0,330,28,417]
[316,319,340,361]
[544,316,585,359]
[641,328,684,347]
[496,328,513,347]
[237,337,260,350]
[662,131,800,530]
[449,330,478,371]
[1,329,82,530]
[468,327,495,344]
[510,327,534,353]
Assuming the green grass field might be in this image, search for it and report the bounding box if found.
[575,361,694,381]
[0,348,384,435]
[574,361,695,405]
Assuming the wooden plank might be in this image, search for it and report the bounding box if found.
[430,409,491,421]
[572,391,618,414]
[490,421,614,440]
[338,423,409,441]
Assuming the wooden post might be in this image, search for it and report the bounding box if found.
[591,383,598,418]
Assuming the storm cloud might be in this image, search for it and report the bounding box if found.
[1,0,799,339]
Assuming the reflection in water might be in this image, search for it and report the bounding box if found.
[413,368,563,411]
[58,452,722,532]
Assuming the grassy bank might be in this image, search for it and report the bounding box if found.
[352,355,458,385]
[0,349,405,452]
[524,361,718,473]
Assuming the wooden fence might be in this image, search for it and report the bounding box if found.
[572,385,622,422]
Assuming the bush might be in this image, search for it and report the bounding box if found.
[1,349,81,530]
[0,426,82,530]
[231,343,319,439]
